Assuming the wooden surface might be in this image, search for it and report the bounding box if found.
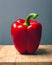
[0,45,52,62]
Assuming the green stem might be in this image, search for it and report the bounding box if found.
[23,13,38,26]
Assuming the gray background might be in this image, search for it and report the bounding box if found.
[0,0,52,45]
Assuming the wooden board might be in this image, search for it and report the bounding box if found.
[0,45,52,63]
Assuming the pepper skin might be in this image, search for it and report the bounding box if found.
[11,13,42,54]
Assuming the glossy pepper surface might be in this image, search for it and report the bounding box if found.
[11,13,42,54]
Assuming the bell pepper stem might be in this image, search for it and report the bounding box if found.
[23,13,38,26]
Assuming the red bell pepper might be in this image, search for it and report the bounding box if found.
[11,13,42,54]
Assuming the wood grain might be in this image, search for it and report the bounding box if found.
[0,45,52,62]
